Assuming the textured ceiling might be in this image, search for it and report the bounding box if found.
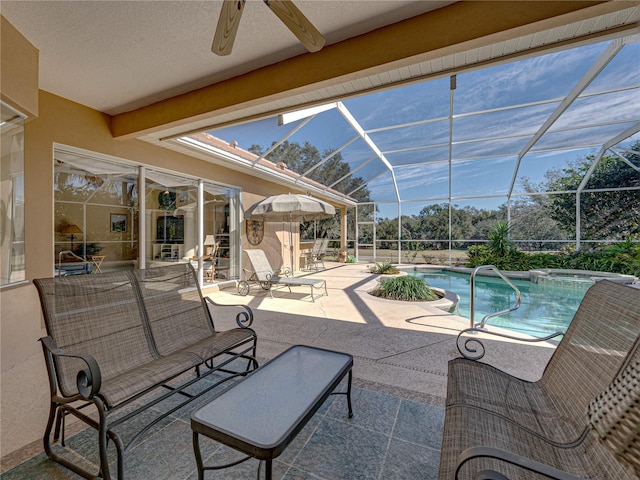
[0,0,453,115]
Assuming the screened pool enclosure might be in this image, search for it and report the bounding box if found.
[183,35,639,265]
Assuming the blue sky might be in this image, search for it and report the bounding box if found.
[208,38,639,216]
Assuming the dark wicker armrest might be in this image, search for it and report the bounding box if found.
[205,297,254,328]
[456,327,564,360]
[456,446,585,480]
[39,336,102,400]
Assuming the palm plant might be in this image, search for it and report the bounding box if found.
[488,221,512,257]
[369,260,399,274]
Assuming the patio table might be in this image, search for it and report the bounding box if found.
[191,345,353,480]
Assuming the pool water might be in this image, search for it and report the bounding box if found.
[409,270,593,337]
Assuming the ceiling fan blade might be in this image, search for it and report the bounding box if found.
[212,0,245,56]
[265,0,325,53]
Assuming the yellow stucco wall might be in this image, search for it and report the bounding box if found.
[0,15,38,118]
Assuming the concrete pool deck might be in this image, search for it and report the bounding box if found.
[209,262,557,401]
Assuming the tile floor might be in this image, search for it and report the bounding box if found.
[2,371,445,480]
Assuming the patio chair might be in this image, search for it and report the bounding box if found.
[440,340,640,479]
[239,249,328,302]
[304,239,323,270]
[448,280,640,444]
[306,238,329,270]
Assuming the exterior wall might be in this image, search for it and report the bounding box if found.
[241,191,302,272]
[0,15,38,118]
[0,90,322,459]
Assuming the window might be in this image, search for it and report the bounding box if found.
[145,169,241,281]
[54,148,139,273]
[52,147,241,284]
[0,103,25,286]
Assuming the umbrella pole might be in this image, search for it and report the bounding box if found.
[289,215,295,276]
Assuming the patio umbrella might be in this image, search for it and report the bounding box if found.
[244,193,336,273]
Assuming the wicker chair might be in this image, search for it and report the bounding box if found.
[448,280,640,443]
[441,342,640,479]
[587,347,640,478]
[438,280,640,479]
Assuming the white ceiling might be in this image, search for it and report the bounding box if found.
[0,0,454,115]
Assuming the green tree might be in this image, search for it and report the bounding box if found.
[417,204,450,244]
[509,194,569,250]
[463,206,503,241]
[416,204,475,246]
[376,217,398,248]
[543,143,639,242]
[250,140,373,242]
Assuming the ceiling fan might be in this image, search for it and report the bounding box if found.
[212,0,325,56]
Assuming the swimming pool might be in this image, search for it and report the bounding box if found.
[409,269,593,337]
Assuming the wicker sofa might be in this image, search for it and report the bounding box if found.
[34,263,258,480]
[439,280,640,479]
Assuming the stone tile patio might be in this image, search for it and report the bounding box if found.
[1,263,555,479]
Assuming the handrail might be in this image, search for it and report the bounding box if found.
[470,265,521,329]
[58,250,90,276]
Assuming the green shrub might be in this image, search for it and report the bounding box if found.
[369,260,399,274]
[370,276,438,301]
[467,246,530,270]
[467,239,639,276]
[467,245,489,263]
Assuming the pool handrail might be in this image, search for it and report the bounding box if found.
[470,265,522,329]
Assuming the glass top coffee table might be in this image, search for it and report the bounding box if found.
[191,345,353,480]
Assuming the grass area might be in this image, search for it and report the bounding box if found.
[335,249,470,265]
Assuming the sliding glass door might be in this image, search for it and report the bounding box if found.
[53,146,241,284]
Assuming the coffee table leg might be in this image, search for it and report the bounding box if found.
[347,369,353,418]
[193,431,204,480]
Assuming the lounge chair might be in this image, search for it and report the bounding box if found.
[239,249,328,302]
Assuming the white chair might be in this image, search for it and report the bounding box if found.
[239,249,328,302]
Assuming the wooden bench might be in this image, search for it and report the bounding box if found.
[35,263,258,480]
[438,280,640,479]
